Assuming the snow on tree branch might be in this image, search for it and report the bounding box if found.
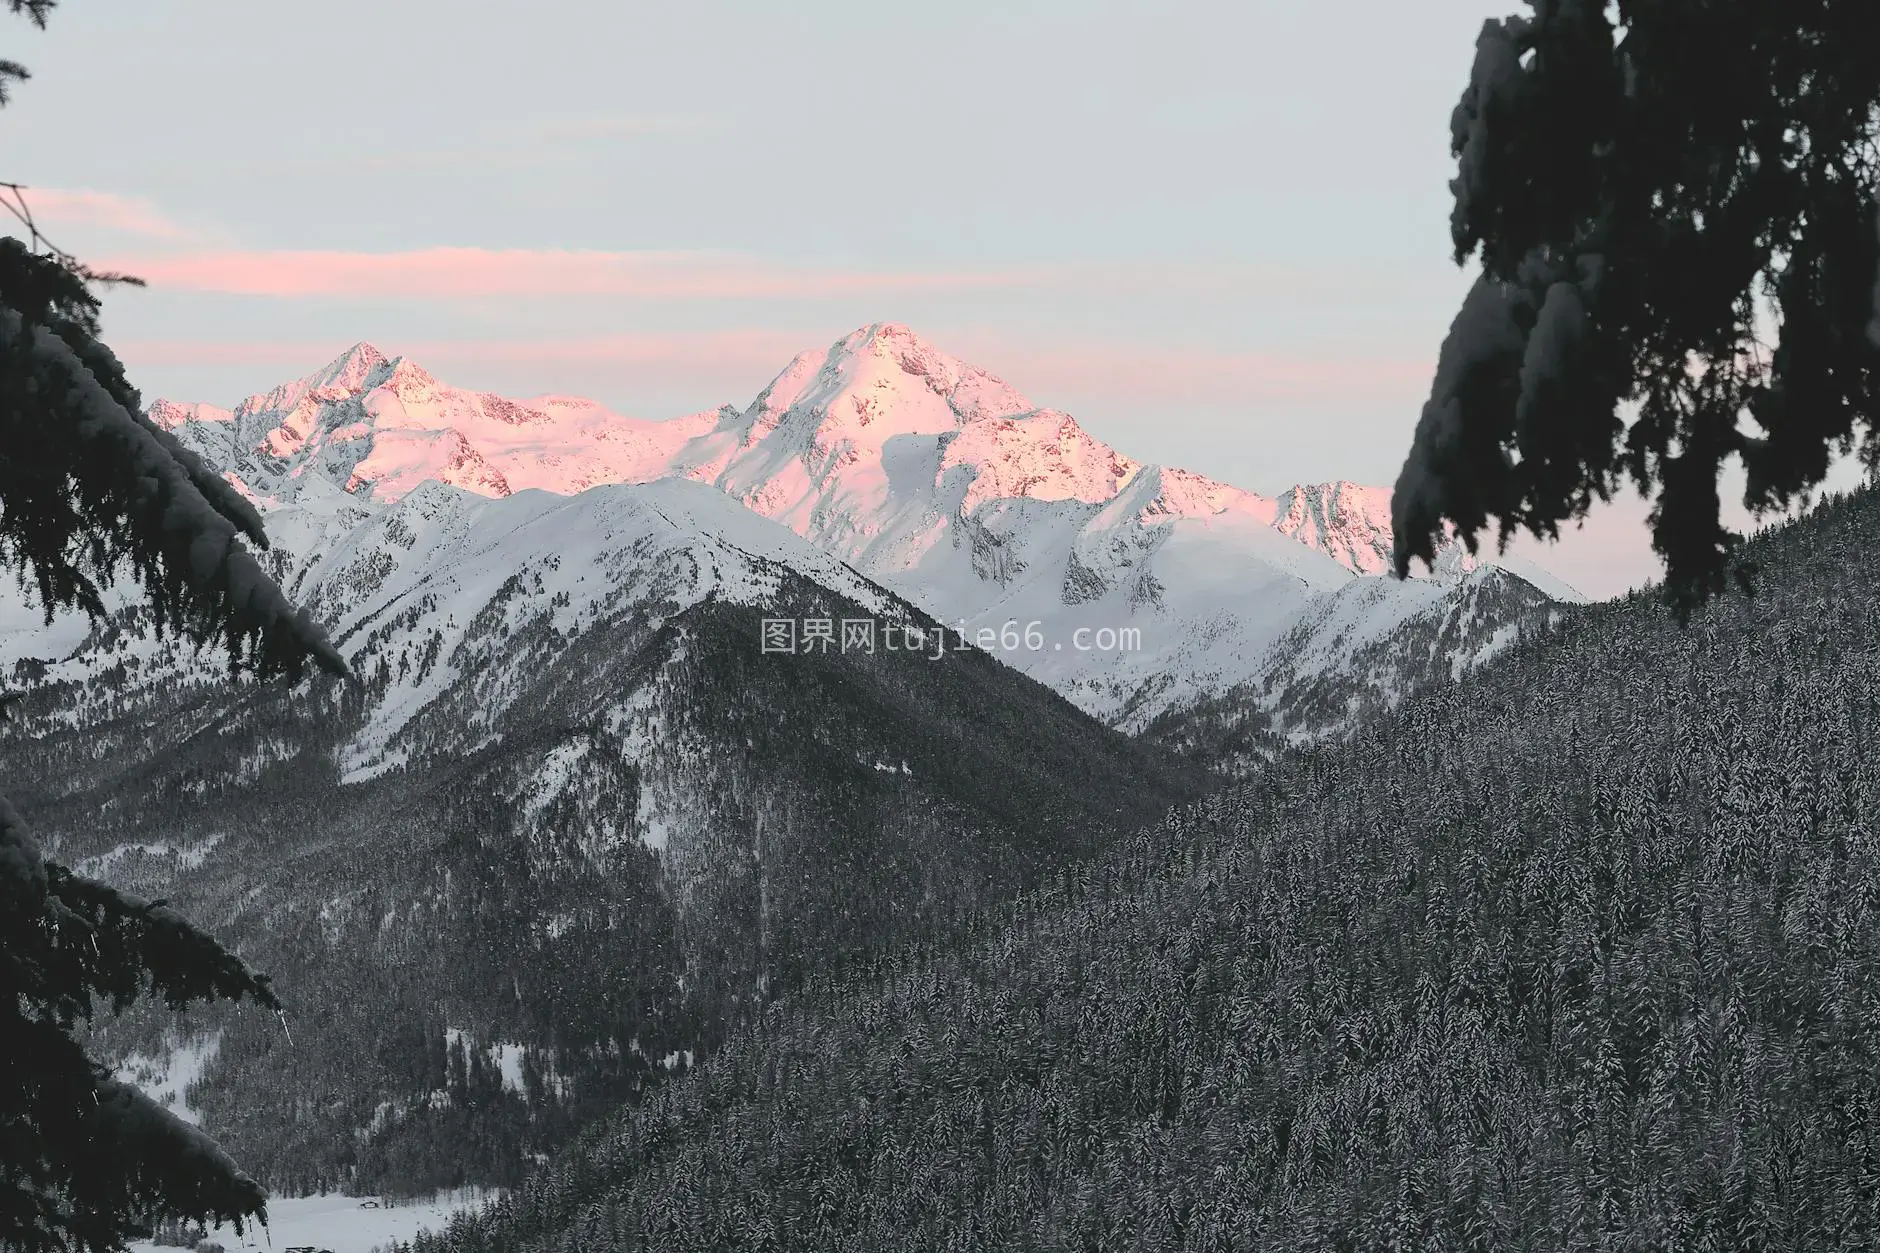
[0,293,349,679]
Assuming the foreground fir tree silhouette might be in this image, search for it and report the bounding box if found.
[1392,0,1880,613]
[2,4,348,1249]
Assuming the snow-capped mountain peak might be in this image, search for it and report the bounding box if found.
[307,340,394,394]
[231,341,399,421]
[824,321,1038,423]
[657,325,1159,569]
[700,323,1040,460]
[144,326,1413,584]
[152,343,718,508]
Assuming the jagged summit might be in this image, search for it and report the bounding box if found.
[1273,481,1397,576]
[151,342,708,505]
[735,322,1039,445]
[309,341,393,392]
[236,342,406,421]
[844,321,1039,424]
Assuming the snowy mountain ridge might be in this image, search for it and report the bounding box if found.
[147,341,718,505]
[149,325,1428,583]
[19,472,927,782]
[137,322,1577,730]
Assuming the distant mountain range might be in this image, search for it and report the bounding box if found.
[124,322,1578,737]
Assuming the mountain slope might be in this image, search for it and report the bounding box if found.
[406,486,1880,1253]
[7,474,1200,1195]
[1137,558,1561,774]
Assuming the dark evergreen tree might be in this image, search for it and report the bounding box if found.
[2,3,347,1249]
[1392,0,1880,613]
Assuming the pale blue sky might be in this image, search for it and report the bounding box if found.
[7,0,1833,597]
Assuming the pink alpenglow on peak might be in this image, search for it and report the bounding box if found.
[655,324,1169,564]
[147,399,235,430]
[309,340,392,396]
[1273,481,1398,576]
[728,322,1039,445]
[151,341,711,505]
[941,411,1141,513]
[1121,465,1263,524]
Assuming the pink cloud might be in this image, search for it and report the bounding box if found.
[94,248,1033,301]
[85,241,1445,309]
[112,330,821,408]
[8,187,195,241]
[409,329,815,370]
[115,329,809,375]
[115,327,1436,417]
[944,333,1435,405]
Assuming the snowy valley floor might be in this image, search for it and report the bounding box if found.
[127,1190,495,1253]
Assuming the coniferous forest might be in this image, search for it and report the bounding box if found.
[405,489,1880,1252]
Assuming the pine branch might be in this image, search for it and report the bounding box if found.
[7,0,55,29]
[0,2,55,108]
[0,183,146,288]
[0,57,28,106]
[64,1079,270,1245]
[1,6,285,1250]
[4,792,275,1253]
[0,249,351,679]
[44,864,281,1016]
[0,789,46,906]
[4,1028,269,1253]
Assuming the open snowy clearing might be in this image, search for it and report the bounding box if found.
[127,1190,495,1253]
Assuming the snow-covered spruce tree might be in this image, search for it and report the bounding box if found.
[1392,0,1880,614]
[3,5,349,1250]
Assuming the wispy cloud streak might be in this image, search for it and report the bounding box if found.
[97,248,1032,301]
[113,329,818,391]
[944,333,1435,405]
[6,187,195,241]
[116,328,1433,412]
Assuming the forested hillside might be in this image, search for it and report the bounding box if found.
[411,487,1880,1252]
